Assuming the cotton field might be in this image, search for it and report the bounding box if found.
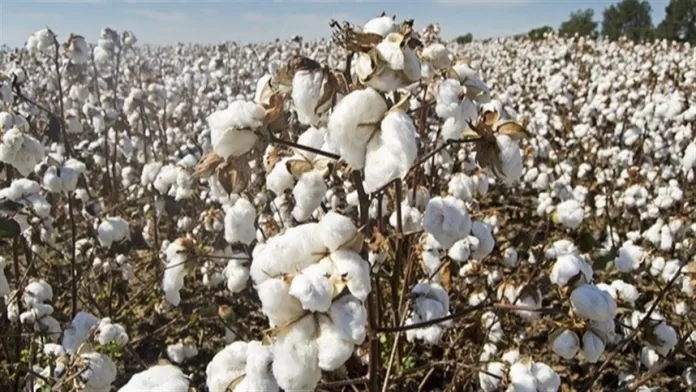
[0,13,695,392]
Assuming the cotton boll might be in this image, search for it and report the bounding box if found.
[332,250,371,301]
[582,330,606,363]
[648,321,678,355]
[292,171,327,222]
[318,211,359,251]
[550,251,593,287]
[423,196,472,249]
[447,238,472,263]
[570,284,617,323]
[389,204,423,233]
[329,295,367,344]
[223,259,249,294]
[363,16,398,37]
[238,341,279,392]
[62,312,99,354]
[208,100,265,159]
[509,360,538,391]
[614,242,644,272]
[448,172,477,202]
[327,88,387,169]
[272,316,321,392]
[316,315,355,371]
[479,362,506,392]
[79,351,117,392]
[555,199,584,230]
[224,198,256,245]
[291,70,326,126]
[206,341,249,392]
[532,362,561,392]
[118,364,190,392]
[167,342,187,364]
[364,110,417,193]
[435,79,463,119]
[266,157,295,195]
[162,238,196,306]
[495,134,524,183]
[470,221,494,260]
[288,271,333,313]
[97,217,130,248]
[96,318,128,346]
[551,329,580,359]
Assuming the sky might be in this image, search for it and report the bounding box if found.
[0,0,671,48]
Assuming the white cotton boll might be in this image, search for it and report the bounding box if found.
[495,134,524,183]
[292,70,326,126]
[288,272,333,313]
[206,341,248,392]
[552,329,580,359]
[208,100,265,159]
[611,280,639,304]
[479,362,506,392]
[224,198,256,245]
[650,322,678,355]
[448,172,477,202]
[329,295,367,344]
[256,278,304,327]
[266,158,295,195]
[118,364,189,392]
[141,162,163,186]
[640,347,660,368]
[614,242,644,272]
[332,250,371,301]
[501,247,518,268]
[364,110,417,193]
[97,217,130,248]
[555,199,584,230]
[532,362,561,392]
[447,238,471,262]
[582,330,606,363]
[162,239,194,307]
[167,343,187,364]
[327,88,387,169]
[0,257,9,297]
[470,221,494,260]
[79,351,117,391]
[272,316,321,392]
[682,142,696,172]
[238,341,278,392]
[292,171,327,222]
[0,128,46,176]
[318,211,358,251]
[509,361,538,391]
[96,318,128,346]
[389,204,423,233]
[223,260,249,294]
[23,280,53,305]
[316,315,355,371]
[423,196,472,249]
[363,16,398,37]
[435,79,463,119]
[62,312,99,354]
[550,252,593,287]
[570,284,617,322]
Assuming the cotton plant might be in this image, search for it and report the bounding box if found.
[96,216,131,248]
[0,126,46,176]
[249,212,369,390]
[479,350,561,392]
[404,282,453,345]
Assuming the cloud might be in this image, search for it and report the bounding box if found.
[126,9,189,23]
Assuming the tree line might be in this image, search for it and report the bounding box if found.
[456,0,695,44]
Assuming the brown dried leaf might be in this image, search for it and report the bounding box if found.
[264,92,285,125]
[193,152,225,179]
[285,159,314,178]
[474,140,504,178]
[482,110,500,127]
[440,260,452,291]
[369,228,390,253]
[389,91,411,114]
[217,158,251,195]
[495,120,531,140]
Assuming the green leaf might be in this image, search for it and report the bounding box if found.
[0,218,20,238]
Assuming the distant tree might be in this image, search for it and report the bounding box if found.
[602,0,653,41]
[559,9,598,38]
[456,33,473,44]
[656,0,696,43]
[527,26,554,40]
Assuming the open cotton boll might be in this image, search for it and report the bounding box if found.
[206,341,249,392]
[470,221,494,260]
[614,242,645,272]
[62,312,99,354]
[272,316,321,392]
[448,172,478,202]
[389,204,423,233]
[363,16,398,37]
[224,198,257,245]
[319,211,359,251]
[256,278,305,327]
[23,280,53,305]
[532,362,561,392]
[570,284,617,323]
[292,171,327,222]
[0,127,46,176]
[208,100,265,159]
[550,251,593,287]
[509,361,538,391]
[332,250,371,301]
[223,259,249,294]
[435,79,463,119]
[327,88,387,169]
[266,158,295,195]
[554,199,584,230]
[479,362,506,392]
[79,351,118,392]
[494,134,525,183]
[288,271,333,312]
[0,257,9,297]
[97,217,130,248]
[647,321,678,355]
[118,364,190,392]
[162,238,196,307]
[582,330,606,363]
[292,70,326,126]
[316,315,355,371]
[441,99,478,141]
[96,318,128,346]
[423,196,472,249]
[364,109,417,193]
[237,341,279,392]
[551,329,580,359]
[329,295,367,344]
[447,238,472,262]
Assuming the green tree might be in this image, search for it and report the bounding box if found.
[602,0,653,41]
[527,26,554,41]
[559,9,598,38]
[656,0,696,43]
[456,33,473,44]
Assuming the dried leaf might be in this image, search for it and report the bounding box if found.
[482,110,500,127]
[440,260,452,291]
[315,70,336,116]
[264,92,285,125]
[193,152,225,179]
[495,120,531,140]
[369,228,390,253]
[285,159,314,178]
[389,91,411,114]
[264,146,292,173]
[217,158,251,195]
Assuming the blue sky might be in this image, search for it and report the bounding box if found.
[0,0,670,48]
